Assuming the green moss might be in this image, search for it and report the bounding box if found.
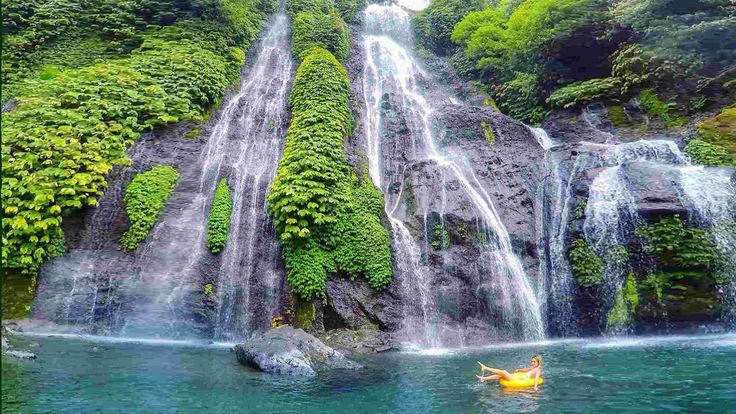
[635,216,723,284]
[293,296,316,329]
[121,166,180,251]
[697,107,736,156]
[569,239,604,287]
[203,283,213,296]
[608,105,628,128]
[269,41,393,300]
[206,178,233,254]
[480,121,495,146]
[546,77,622,109]
[573,200,586,220]
[685,139,734,166]
[292,10,349,63]
[1,270,37,319]
[431,223,450,250]
[185,128,201,139]
[639,89,688,128]
[625,272,639,314]
[605,286,631,332]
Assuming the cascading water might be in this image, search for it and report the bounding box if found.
[31,11,293,340]
[537,129,736,334]
[359,3,544,347]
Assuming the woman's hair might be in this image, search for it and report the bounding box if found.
[532,354,542,366]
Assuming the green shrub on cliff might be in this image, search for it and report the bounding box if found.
[206,178,233,254]
[635,216,716,270]
[292,10,349,62]
[547,78,622,109]
[569,238,604,287]
[269,45,392,300]
[1,0,271,273]
[120,166,180,251]
[413,0,487,55]
[685,140,733,167]
[697,107,736,157]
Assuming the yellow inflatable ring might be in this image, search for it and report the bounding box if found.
[499,372,543,388]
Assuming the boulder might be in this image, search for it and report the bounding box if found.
[234,327,361,376]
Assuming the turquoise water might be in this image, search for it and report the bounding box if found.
[3,333,735,413]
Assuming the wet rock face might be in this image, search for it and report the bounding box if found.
[234,327,361,376]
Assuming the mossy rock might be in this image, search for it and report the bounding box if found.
[2,270,36,319]
[697,107,736,157]
[293,296,316,329]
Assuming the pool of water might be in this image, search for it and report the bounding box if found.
[3,333,735,413]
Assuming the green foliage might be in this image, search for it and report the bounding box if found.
[333,0,365,23]
[292,10,349,63]
[685,140,734,167]
[269,45,392,300]
[625,272,639,314]
[1,271,37,319]
[569,239,604,287]
[480,121,495,145]
[573,200,586,220]
[286,0,333,17]
[206,178,233,254]
[546,78,622,109]
[203,283,213,296]
[494,72,548,124]
[2,0,271,273]
[268,47,352,241]
[120,166,179,250]
[413,0,487,55]
[612,0,736,72]
[431,223,450,250]
[607,105,628,128]
[451,0,601,122]
[697,107,736,157]
[635,216,717,271]
[605,286,631,332]
[638,89,687,127]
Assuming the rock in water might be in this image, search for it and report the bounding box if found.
[234,327,361,376]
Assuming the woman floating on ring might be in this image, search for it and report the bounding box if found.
[476,354,543,390]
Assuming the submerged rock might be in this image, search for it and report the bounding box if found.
[234,327,361,376]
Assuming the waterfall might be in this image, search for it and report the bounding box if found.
[537,130,736,334]
[31,11,293,340]
[359,3,544,347]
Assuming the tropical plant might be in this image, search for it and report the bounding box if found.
[569,238,604,287]
[206,178,233,254]
[120,166,180,250]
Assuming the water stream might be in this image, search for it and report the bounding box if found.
[31,11,293,341]
[537,132,736,335]
[359,3,544,347]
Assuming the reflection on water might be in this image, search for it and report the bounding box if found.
[2,333,735,413]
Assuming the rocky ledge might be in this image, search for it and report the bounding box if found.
[234,327,361,376]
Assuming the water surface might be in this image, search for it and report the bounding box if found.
[3,333,735,413]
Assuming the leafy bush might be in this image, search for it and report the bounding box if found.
[546,77,622,109]
[286,0,333,17]
[494,72,548,124]
[120,166,180,250]
[569,238,604,287]
[413,0,486,55]
[206,178,233,254]
[1,0,271,273]
[697,107,736,156]
[333,0,365,23]
[268,47,353,241]
[269,44,392,300]
[635,216,716,271]
[638,89,688,127]
[685,140,733,166]
[292,10,349,63]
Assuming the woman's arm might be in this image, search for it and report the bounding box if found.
[533,368,540,390]
[513,366,531,373]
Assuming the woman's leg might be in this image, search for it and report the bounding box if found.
[482,368,514,381]
[476,374,501,382]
